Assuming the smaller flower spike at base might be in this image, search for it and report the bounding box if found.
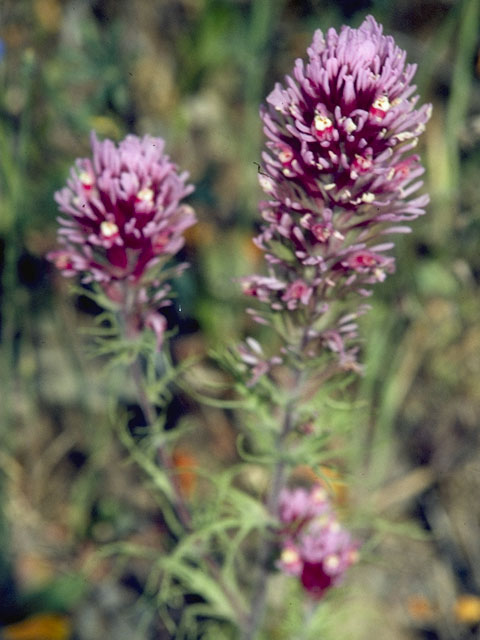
[48,132,196,348]
[277,485,359,600]
[242,15,431,370]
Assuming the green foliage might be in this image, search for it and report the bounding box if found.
[22,573,88,614]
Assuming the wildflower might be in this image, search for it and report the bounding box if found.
[277,485,358,599]
[50,132,195,284]
[243,16,431,365]
[49,132,196,347]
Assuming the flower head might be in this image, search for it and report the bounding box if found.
[242,16,431,365]
[277,485,358,599]
[48,132,196,348]
[49,131,195,285]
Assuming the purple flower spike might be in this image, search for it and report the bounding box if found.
[49,132,196,348]
[242,16,431,365]
[49,132,195,285]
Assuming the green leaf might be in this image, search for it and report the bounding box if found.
[161,559,237,620]
[22,573,87,613]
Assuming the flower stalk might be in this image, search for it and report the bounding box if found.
[238,14,431,634]
[129,354,192,531]
[48,131,251,629]
[242,391,301,640]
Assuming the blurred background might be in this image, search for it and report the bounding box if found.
[0,0,479,638]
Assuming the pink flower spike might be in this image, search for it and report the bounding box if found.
[242,16,430,369]
[277,485,359,599]
[249,14,430,306]
[50,131,196,286]
[48,131,196,349]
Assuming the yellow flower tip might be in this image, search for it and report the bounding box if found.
[137,187,154,202]
[281,547,300,565]
[78,171,94,187]
[454,594,480,624]
[314,114,333,132]
[344,117,357,134]
[373,95,391,112]
[369,95,391,120]
[324,554,340,571]
[100,221,119,238]
[311,486,327,503]
[361,192,375,203]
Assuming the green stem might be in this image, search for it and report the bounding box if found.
[241,361,305,640]
[130,356,193,531]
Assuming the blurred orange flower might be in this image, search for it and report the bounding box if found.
[3,614,70,640]
[172,449,197,497]
[406,594,435,622]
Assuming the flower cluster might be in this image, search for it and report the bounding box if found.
[242,16,431,363]
[48,132,196,348]
[277,485,358,599]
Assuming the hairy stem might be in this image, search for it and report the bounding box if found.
[130,357,193,531]
[241,316,313,639]
[242,365,305,640]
